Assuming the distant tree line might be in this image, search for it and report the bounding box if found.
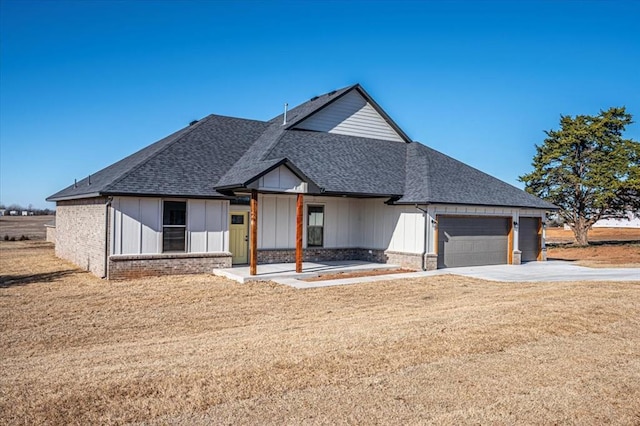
[0,203,55,215]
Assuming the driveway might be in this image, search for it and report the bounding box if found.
[277,260,639,289]
[438,260,640,282]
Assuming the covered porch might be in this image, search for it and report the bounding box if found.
[213,259,400,284]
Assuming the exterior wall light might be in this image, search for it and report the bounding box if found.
[513,221,519,229]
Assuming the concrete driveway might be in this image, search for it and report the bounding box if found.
[275,260,639,289]
[438,260,640,283]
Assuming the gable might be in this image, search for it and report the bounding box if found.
[293,90,405,142]
[247,164,308,193]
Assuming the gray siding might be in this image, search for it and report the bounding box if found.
[294,91,405,142]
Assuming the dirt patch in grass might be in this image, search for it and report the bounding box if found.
[545,227,640,267]
[547,243,640,268]
[1,242,639,425]
[303,268,415,281]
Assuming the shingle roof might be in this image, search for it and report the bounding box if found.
[267,131,407,196]
[215,85,357,189]
[48,84,556,210]
[399,143,556,209]
[47,115,268,201]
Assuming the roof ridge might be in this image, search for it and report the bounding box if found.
[417,143,433,201]
[260,127,291,161]
[282,84,358,129]
[103,115,215,193]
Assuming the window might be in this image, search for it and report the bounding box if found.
[231,214,245,225]
[163,201,186,252]
[307,205,324,247]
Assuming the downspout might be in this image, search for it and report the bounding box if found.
[414,204,429,271]
[103,196,113,279]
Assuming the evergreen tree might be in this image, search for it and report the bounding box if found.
[520,107,640,245]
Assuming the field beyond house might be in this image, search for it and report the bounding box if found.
[1,242,639,425]
[546,227,640,267]
[0,215,52,240]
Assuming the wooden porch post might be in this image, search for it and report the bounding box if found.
[296,193,303,273]
[250,189,258,275]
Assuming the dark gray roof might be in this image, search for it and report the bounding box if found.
[399,143,556,209]
[48,84,555,210]
[47,115,268,201]
[215,85,357,189]
[266,131,407,196]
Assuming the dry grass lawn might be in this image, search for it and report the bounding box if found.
[546,226,640,244]
[0,216,53,240]
[1,242,640,425]
[546,227,640,267]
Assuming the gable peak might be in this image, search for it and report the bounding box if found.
[287,84,411,143]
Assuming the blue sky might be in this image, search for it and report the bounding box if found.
[1,0,639,209]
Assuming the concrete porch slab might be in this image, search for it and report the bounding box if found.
[213,260,400,283]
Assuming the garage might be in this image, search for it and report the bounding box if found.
[519,217,541,262]
[437,216,511,268]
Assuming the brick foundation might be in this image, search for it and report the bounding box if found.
[385,251,423,270]
[425,253,438,271]
[45,224,56,243]
[109,252,232,280]
[512,250,522,265]
[257,248,423,270]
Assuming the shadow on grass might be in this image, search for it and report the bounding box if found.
[547,257,578,262]
[0,269,77,288]
[546,240,640,248]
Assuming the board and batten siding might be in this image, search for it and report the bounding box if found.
[187,199,229,253]
[111,197,229,255]
[250,165,307,193]
[257,194,425,253]
[359,199,425,253]
[294,90,405,142]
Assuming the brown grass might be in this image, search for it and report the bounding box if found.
[548,243,640,267]
[0,216,53,240]
[1,242,640,425]
[546,227,640,267]
[546,226,640,244]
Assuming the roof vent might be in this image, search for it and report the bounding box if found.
[328,90,337,96]
[189,119,199,126]
[310,96,319,101]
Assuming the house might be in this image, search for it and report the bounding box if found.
[47,84,556,279]
[592,211,640,228]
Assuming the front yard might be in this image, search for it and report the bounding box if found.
[1,241,639,425]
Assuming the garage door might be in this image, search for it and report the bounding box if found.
[519,217,541,262]
[437,216,510,268]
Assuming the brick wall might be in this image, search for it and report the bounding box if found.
[385,251,423,270]
[55,197,108,277]
[45,224,56,243]
[257,248,423,270]
[108,252,232,280]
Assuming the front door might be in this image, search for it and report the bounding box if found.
[229,212,249,264]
